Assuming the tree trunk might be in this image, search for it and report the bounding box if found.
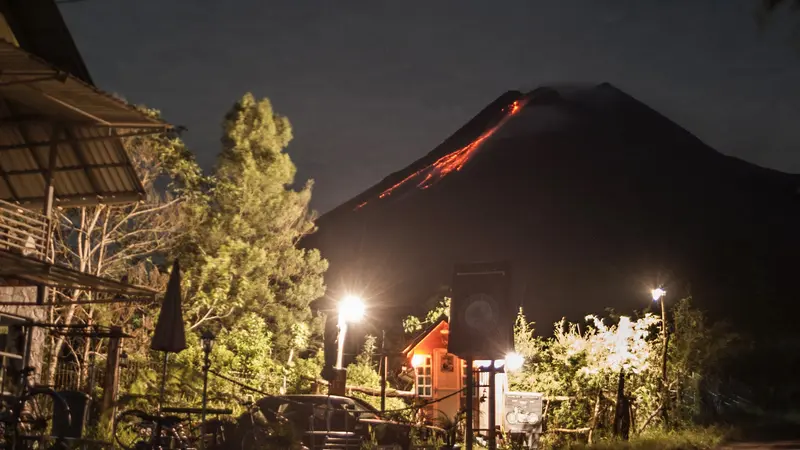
[613,370,628,439]
[80,315,93,391]
[588,388,602,444]
[46,303,78,384]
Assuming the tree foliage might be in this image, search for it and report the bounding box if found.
[506,298,735,447]
[53,95,329,415]
[180,94,327,353]
[403,297,450,334]
[346,335,409,416]
[405,296,736,447]
[153,93,329,405]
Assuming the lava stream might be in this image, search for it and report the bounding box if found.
[375,99,524,201]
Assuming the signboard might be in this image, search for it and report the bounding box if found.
[503,391,543,434]
[448,261,513,360]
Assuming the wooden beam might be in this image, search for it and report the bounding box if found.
[0,74,67,87]
[12,191,144,207]
[0,116,90,129]
[43,125,61,210]
[4,162,130,176]
[0,113,170,131]
[32,89,171,129]
[0,165,20,202]
[0,129,166,151]
[37,90,111,125]
[0,297,152,306]
[37,127,59,304]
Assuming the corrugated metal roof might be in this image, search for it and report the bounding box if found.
[0,39,172,207]
[0,39,166,127]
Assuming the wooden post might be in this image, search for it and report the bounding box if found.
[37,124,59,305]
[660,297,669,429]
[380,330,387,413]
[101,327,122,415]
[613,369,628,439]
[35,185,54,305]
[330,368,347,396]
[488,361,497,450]
[465,357,474,450]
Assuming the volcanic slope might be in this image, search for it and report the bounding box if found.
[304,82,800,357]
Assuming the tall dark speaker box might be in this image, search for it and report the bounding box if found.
[448,261,513,360]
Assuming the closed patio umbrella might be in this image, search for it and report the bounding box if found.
[151,259,186,409]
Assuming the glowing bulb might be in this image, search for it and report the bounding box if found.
[411,354,426,368]
[339,295,365,323]
[505,352,524,372]
[651,288,666,302]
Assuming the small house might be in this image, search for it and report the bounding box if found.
[402,316,507,431]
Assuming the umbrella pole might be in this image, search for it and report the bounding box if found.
[159,352,168,413]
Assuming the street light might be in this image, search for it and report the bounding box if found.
[336,295,365,370]
[651,287,669,427]
[200,330,215,450]
[505,352,525,372]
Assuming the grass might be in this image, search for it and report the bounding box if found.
[555,427,726,450]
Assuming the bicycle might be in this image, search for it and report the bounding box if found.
[114,406,235,450]
[235,396,295,450]
[113,409,197,450]
[0,366,71,450]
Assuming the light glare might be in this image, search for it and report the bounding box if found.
[411,353,426,368]
[339,295,365,323]
[505,352,525,372]
[651,288,666,302]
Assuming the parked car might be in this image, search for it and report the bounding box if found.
[227,394,446,450]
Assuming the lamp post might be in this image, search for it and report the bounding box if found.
[651,288,669,427]
[335,295,365,370]
[200,330,215,450]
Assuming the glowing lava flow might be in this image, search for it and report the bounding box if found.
[366,99,525,205]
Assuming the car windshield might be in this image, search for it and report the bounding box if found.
[348,398,382,419]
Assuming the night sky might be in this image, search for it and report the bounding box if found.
[59,0,800,213]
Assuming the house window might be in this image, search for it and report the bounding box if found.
[460,360,478,400]
[415,355,432,397]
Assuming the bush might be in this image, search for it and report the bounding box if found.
[346,335,412,420]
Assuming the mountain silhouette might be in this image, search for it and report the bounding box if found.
[302,83,800,380]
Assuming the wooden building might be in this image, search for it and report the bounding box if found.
[402,316,508,431]
[0,0,171,385]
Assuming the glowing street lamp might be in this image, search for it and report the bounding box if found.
[336,295,365,370]
[504,352,525,372]
[651,287,669,427]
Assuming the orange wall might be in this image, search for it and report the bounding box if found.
[409,321,449,357]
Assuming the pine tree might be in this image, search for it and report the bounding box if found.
[183,93,328,362]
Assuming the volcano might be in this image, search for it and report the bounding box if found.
[303,83,800,375]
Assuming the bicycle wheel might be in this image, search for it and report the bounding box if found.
[17,388,70,449]
[114,409,156,450]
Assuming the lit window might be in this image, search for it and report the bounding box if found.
[415,355,432,397]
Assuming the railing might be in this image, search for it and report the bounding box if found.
[52,361,82,391]
[0,198,51,261]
